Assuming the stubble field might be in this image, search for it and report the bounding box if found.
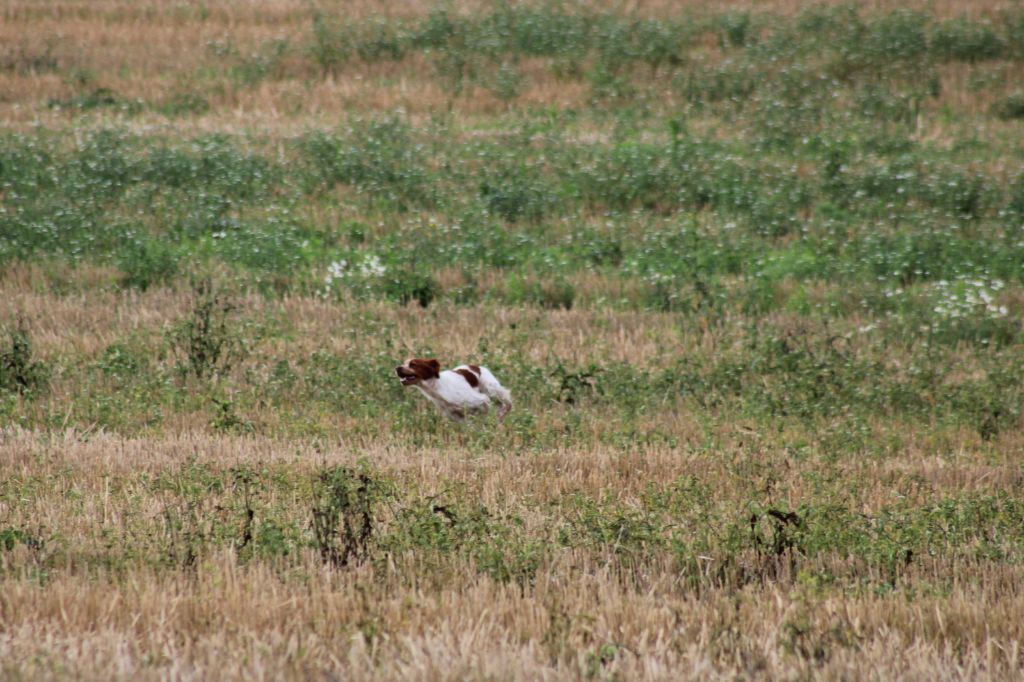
[2,1,1024,679]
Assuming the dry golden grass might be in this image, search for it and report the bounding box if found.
[1,267,1023,678]
[2,422,1024,679]
[4,561,1020,680]
[3,553,1023,680]
[3,0,1020,133]
[4,2,1024,678]
[0,265,675,365]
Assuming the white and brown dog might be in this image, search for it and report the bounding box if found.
[395,358,512,421]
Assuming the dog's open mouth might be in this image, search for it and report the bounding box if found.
[395,367,418,385]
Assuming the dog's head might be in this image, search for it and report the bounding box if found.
[395,358,441,386]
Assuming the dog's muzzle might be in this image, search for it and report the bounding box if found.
[395,366,418,385]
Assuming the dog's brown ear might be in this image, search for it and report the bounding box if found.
[409,358,441,379]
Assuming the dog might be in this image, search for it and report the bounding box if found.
[395,358,512,421]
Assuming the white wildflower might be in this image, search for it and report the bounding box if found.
[360,255,386,277]
[325,259,348,285]
[929,275,1008,323]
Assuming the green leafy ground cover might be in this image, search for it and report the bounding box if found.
[2,3,1024,678]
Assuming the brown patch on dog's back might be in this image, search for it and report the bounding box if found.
[468,364,481,375]
[455,368,480,388]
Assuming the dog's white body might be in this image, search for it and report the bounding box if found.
[396,359,512,421]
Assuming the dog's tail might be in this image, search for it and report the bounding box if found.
[493,386,513,420]
[477,366,513,420]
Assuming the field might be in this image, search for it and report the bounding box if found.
[2,0,1024,679]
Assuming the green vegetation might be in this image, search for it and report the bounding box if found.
[3,2,1024,678]
[2,0,1023,585]
[5,456,1023,592]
